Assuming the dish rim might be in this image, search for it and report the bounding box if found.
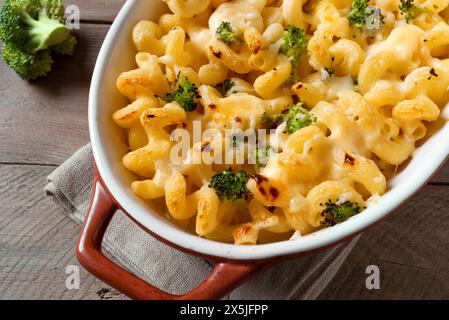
[89,0,449,260]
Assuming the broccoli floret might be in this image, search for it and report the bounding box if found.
[321,200,362,226]
[209,168,250,202]
[40,0,65,18]
[0,0,69,52]
[399,0,426,23]
[2,41,52,79]
[279,25,308,67]
[262,103,317,134]
[284,105,317,134]
[166,76,200,112]
[0,0,76,79]
[348,0,369,28]
[348,0,384,29]
[51,33,76,55]
[215,79,234,97]
[216,21,240,45]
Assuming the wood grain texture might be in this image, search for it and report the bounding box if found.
[0,0,448,300]
[0,0,123,23]
[67,0,124,23]
[0,24,109,165]
[0,165,126,299]
[0,0,126,299]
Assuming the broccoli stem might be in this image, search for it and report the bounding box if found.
[20,8,69,52]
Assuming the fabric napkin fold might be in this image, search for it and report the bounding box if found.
[45,144,359,300]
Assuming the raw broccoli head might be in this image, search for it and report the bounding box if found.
[209,168,250,202]
[321,200,362,226]
[165,76,200,112]
[2,41,52,79]
[262,103,317,134]
[279,25,308,67]
[216,21,240,45]
[0,0,69,53]
[0,0,76,79]
[51,33,76,55]
[399,0,426,23]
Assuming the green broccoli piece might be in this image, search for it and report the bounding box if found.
[284,104,317,134]
[321,200,362,226]
[279,25,308,67]
[216,21,240,45]
[51,33,76,55]
[0,0,76,80]
[399,0,426,23]
[166,76,200,112]
[348,0,384,29]
[262,103,317,134]
[209,168,250,202]
[348,0,369,28]
[2,41,52,79]
[40,0,65,18]
[215,79,234,97]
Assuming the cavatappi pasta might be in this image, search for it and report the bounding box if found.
[113,0,449,245]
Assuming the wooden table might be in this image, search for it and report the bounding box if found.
[1,0,448,300]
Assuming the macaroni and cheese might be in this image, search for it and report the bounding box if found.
[112,0,449,244]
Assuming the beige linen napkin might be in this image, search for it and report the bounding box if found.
[45,144,360,300]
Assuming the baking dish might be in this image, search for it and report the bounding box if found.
[78,0,449,299]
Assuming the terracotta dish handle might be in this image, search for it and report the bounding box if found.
[76,176,266,300]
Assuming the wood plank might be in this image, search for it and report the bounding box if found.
[319,184,449,299]
[0,24,109,165]
[0,164,126,300]
[0,0,124,23]
[67,0,125,23]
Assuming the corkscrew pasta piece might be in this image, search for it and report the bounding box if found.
[254,54,292,98]
[133,21,166,56]
[282,0,305,28]
[163,0,211,18]
[306,181,365,228]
